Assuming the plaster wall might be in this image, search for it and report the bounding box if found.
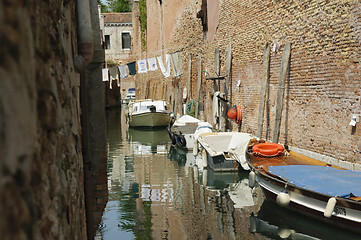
[104,24,133,62]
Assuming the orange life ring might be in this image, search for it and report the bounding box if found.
[236,106,242,124]
[252,143,284,157]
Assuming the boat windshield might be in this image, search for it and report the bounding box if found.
[131,101,166,112]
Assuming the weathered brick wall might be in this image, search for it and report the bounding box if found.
[0,1,87,239]
[132,0,361,164]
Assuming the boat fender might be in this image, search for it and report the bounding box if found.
[202,150,208,166]
[249,171,256,188]
[193,139,198,156]
[276,191,290,207]
[167,127,177,145]
[176,134,187,148]
[249,213,257,233]
[227,106,237,120]
[324,197,337,218]
[277,226,292,239]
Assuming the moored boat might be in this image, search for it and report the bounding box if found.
[167,115,212,150]
[246,138,361,234]
[196,132,253,171]
[127,99,171,128]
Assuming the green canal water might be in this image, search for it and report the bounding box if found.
[95,108,360,240]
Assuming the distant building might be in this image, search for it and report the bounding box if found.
[101,12,133,63]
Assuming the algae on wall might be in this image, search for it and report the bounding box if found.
[139,0,147,51]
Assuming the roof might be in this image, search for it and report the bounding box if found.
[103,13,132,24]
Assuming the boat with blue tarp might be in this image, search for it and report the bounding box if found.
[246,138,361,234]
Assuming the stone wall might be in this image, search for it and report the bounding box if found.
[0,0,87,239]
[132,0,361,165]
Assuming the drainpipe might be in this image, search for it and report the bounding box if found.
[75,0,94,71]
[75,0,94,239]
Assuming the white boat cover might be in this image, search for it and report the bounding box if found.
[173,115,200,126]
[197,132,252,170]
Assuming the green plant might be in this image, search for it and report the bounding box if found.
[139,0,147,51]
[106,59,118,67]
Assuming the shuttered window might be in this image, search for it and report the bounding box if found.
[104,35,110,49]
[122,32,131,49]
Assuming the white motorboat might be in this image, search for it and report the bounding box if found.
[167,115,212,150]
[127,100,171,128]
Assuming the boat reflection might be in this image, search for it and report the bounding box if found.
[128,128,169,155]
[167,145,242,190]
[250,199,361,240]
[227,171,258,209]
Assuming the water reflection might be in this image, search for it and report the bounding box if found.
[97,109,359,240]
[128,128,169,155]
[251,199,361,240]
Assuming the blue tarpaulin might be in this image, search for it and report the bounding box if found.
[268,165,361,198]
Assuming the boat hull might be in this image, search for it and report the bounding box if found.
[204,150,238,172]
[256,173,361,233]
[169,115,212,151]
[251,200,361,239]
[247,145,361,234]
[128,112,170,127]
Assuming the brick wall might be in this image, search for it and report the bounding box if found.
[0,1,87,239]
[132,0,361,164]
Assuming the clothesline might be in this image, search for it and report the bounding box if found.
[102,51,183,87]
[130,47,185,59]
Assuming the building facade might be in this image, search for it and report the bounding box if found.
[102,12,133,63]
[130,0,361,166]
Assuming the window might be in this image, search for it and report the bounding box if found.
[104,35,110,49]
[122,32,131,49]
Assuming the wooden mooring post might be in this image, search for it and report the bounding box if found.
[174,79,178,114]
[257,42,270,139]
[272,42,291,143]
[195,56,202,119]
[178,79,183,115]
[224,44,232,102]
[213,48,220,92]
[222,44,232,131]
[186,55,192,102]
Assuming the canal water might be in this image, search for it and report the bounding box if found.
[96,108,360,240]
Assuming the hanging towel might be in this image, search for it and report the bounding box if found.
[212,91,220,126]
[102,68,109,81]
[109,66,119,88]
[127,61,136,75]
[147,57,158,71]
[157,54,171,78]
[109,66,119,81]
[170,51,183,77]
[137,59,148,73]
[118,65,128,79]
